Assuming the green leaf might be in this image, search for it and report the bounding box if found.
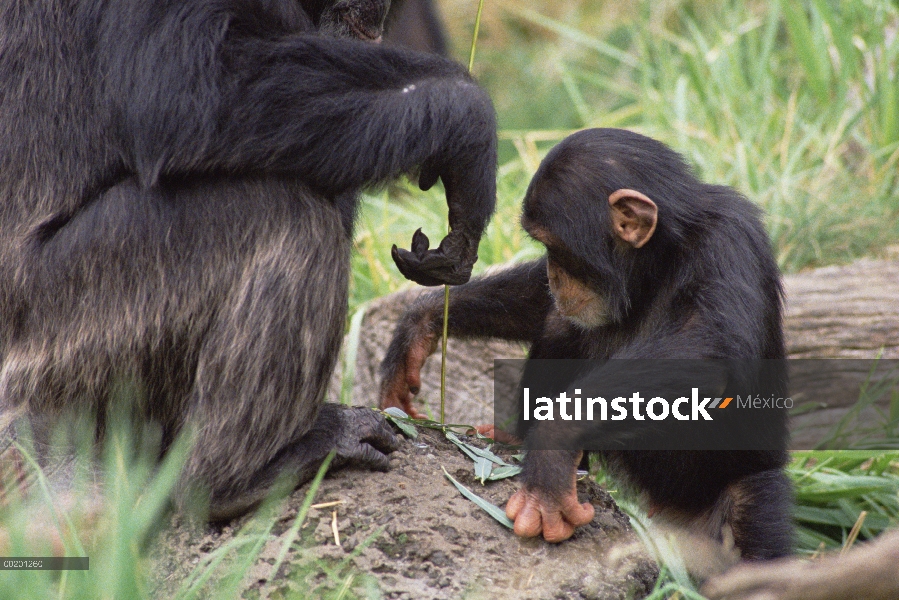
[794,525,841,551]
[382,407,418,439]
[890,391,899,427]
[487,465,523,481]
[795,473,899,502]
[810,0,857,82]
[474,457,493,484]
[442,467,513,529]
[445,431,511,466]
[508,6,639,68]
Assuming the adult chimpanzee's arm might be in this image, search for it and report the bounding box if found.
[222,37,498,285]
[379,259,553,417]
[216,38,495,198]
[98,3,496,285]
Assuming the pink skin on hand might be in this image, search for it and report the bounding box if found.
[471,424,522,445]
[378,332,434,420]
[505,452,595,543]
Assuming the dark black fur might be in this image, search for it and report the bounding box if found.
[0,0,496,518]
[381,128,792,560]
[384,0,449,55]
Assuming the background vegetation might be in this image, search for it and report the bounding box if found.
[350,0,899,312]
[2,1,898,598]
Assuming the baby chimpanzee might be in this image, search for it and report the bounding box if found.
[380,128,791,566]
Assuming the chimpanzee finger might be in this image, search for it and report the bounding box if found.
[409,228,430,255]
[401,397,428,420]
[378,369,428,420]
[560,496,595,529]
[507,489,544,538]
[393,391,427,420]
[343,407,402,453]
[541,508,576,543]
[404,337,434,395]
[358,409,403,453]
[472,424,522,445]
[342,442,393,471]
[513,504,544,538]
[379,363,410,405]
[505,488,526,519]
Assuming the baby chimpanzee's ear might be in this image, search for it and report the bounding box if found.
[608,189,657,248]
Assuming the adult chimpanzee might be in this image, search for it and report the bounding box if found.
[0,0,496,519]
[380,128,791,565]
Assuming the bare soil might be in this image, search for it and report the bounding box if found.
[153,428,658,599]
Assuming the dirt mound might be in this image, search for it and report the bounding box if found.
[155,428,658,599]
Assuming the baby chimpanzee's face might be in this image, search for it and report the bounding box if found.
[545,257,610,328]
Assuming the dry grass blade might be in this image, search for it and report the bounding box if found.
[841,511,868,555]
[331,509,341,547]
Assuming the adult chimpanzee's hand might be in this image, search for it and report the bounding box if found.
[391,132,495,287]
[391,228,478,287]
[331,406,403,471]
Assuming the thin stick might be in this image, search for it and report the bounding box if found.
[467,0,486,74]
[310,500,345,509]
[440,284,449,423]
[441,0,486,425]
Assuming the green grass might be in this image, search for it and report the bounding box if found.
[0,422,362,600]
[0,417,193,599]
[791,451,899,552]
[597,450,899,598]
